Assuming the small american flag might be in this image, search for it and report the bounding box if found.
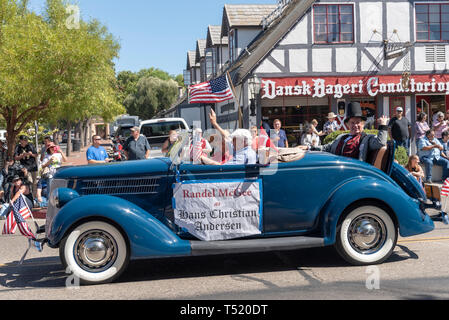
[188,74,234,104]
[2,194,36,240]
[2,209,17,235]
[441,178,449,225]
[441,178,449,197]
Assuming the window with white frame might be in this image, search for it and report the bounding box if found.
[205,48,213,78]
[229,29,236,63]
[183,70,191,86]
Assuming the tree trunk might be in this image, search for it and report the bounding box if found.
[79,121,85,148]
[66,121,72,157]
[86,118,92,144]
[6,122,16,161]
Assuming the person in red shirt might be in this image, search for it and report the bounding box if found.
[190,128,212,164]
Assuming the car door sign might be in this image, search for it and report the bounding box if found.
[173,179,263,241]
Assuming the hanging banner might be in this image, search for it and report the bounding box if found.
[261,74,449,100]
[173,180,263,241]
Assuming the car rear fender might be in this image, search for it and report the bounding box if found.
[321,177,434,245]
[49,195,191,259]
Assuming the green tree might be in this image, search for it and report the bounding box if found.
[0,0,123,157]
[123,77,178,120]
[117,67,183,119]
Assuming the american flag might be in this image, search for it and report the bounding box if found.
[188,74,234,104]
[442,178,449,197]
[191,141,203,164]
[2,194,36,240]
[441,178,449,225]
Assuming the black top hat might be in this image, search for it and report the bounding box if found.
[12,175,21,181]
[344,102,367,123]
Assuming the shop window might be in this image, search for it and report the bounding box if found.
[416,3,449,42]
[262,105,330,147]
[313,4,354,44]
[390,97,406,118]
[416,95,447,124]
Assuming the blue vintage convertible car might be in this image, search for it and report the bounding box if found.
[44,140,435,284]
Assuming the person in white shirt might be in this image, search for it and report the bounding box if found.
[301,124,321,149]
[202,110,257,165]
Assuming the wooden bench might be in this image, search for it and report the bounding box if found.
[424,182,449,224]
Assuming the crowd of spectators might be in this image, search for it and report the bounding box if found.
[0,135,65,219]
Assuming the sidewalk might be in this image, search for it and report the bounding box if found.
[63,145,89,167]
[32,140,111,219]
[62,139,112,167]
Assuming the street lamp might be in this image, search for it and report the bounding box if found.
[248,75,261,117]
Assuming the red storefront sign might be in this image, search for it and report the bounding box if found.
[261,75,449,100]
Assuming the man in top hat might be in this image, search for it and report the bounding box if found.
[323,112,339,136]
[306,102,389,162]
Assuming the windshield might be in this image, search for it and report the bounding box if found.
[141,121,188,138]
[116,118,139,126]
[116,127,133,139]
[169,131,191,165]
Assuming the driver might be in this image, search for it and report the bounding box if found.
[304,102,389,162]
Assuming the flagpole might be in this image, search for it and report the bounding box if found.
[20,193,39,233]
[187,85,190,104]
[226,71,243,129]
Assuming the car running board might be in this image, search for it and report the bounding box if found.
[190,236,325,256]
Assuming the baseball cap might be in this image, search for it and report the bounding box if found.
[396,107,403,112]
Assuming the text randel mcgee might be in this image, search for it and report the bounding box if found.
[183,187,252,199]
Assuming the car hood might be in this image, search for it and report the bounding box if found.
[54,158,172,180]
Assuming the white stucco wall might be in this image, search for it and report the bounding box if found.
[312,48,332,72]
[336,47,358,73]
[415,45,449,71]
[386,2,411,43]
[279,15,308,45]
[360,2,383,43]
[289,49,308,73]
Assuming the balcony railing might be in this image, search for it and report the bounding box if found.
[262,0,293,30]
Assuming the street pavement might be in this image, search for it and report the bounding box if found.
[0,218,448,300]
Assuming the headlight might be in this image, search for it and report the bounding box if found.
[46,188,60,238]
[49,179,68,197]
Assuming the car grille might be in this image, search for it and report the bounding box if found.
[80,177,161,196]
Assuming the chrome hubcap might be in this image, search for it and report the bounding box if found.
[348,214,387,255]
[75,230,117,273]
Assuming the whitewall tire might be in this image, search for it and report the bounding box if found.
[335,205,398,265]
[60,221,129,285]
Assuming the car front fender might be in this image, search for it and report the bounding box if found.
[321,177,434,246]
[48,195,191,259]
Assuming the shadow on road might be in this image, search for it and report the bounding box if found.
[0,257,66,290]
[0,245,417,288]
[118,245,415,284]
